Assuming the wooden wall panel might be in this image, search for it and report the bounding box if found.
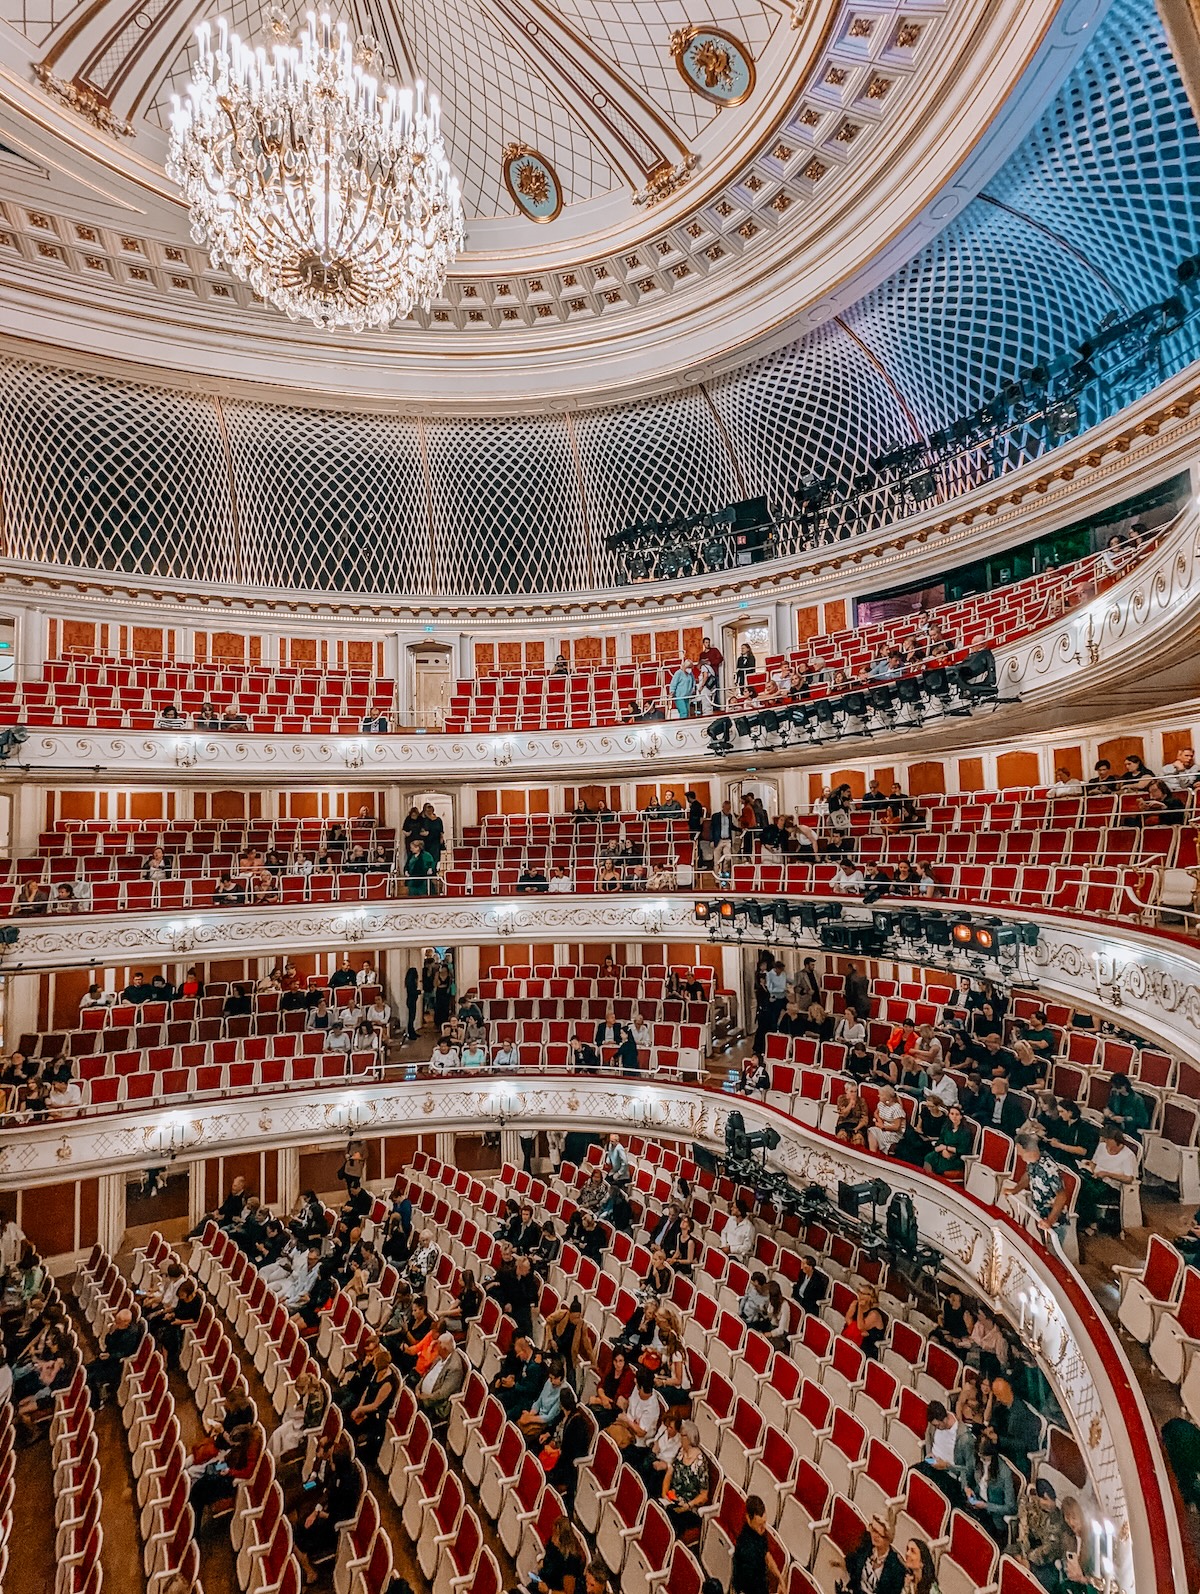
[872,766,896,793]
[499,788,526,816]
[528,789,551,815]
[823,599,847,634]
[906,761,946,797]
[526,641,546,669]
[207,632,246,663]
[1097,735,1145,769]
[288,638,319,668]
[58,791,98,820]
[957,757,985,792]
[474,644,495,674]
[795,606,820,645]
[574,637,602,664]
[497,642,522,668]
[53,967,93,1030]
[996,750,1041,791]
[61,620,97,655]
[682,626,704,661]
[1163,727,1195,763]
[345,641,374,668]
[830,769,867,798]
[1053,746,1084,779]
[210,791,249,820]
[131,628,166,658]
[631,633,652,662]
[476,790,498,819]
[128,791,167,820]
[808,773,825,804]
[77,1178,99,1248]
[22,1181,76,1256]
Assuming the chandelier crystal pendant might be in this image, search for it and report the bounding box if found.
[167,10,465,331]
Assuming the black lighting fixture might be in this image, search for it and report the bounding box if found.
[0,926,18,946]
[953,649,1000,707]
[693,901,712,925]
[706,716,734,755]
[725,1109,782,1163]
[0,725,29,762]
[1046,398,1081,441]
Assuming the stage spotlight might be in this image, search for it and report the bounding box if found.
[1046,400,1080,441]
[921,667,952,702]
[701,537,728,571]
[0,725,29,762]
[991,923,1021,951]
[974,925,995,951]
[868,684,896,723]
[1020,923,1041,948]
[813,698,838,739]
[872,910,895,937]
[0,926,18,946]
[736,900,764,928]
[952,921,974,947]
[732,715,755,739]
[895,675,926,724]
[798,903,821,930]
[910,470,937,501]
[626,551,650,581]
[954,649,999,704]
[840,691,870,732]
[717,900,736,923]
[693,902,711,924]
[924,916,952,947]
[899,910,924,940]
[706,716,734,754]
[757,710,781,736]
[658,549,685,580]
[771,900,795,930]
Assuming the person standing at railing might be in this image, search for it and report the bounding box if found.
[404,837,437,897]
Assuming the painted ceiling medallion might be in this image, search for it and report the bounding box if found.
[671,25,756,107]
[502,143,563,223]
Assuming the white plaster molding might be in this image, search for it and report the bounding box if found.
[6,501,1199,780]
[5,894,1200,1062]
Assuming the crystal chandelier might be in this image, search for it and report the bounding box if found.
[167,11,465,331]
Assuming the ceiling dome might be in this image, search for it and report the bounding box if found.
[0,0,1110,404]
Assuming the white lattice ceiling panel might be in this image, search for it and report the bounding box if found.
[424,415,590,595]
[984,0,1200,314]
[572,388,741,575]
[711,317,915,511]
[0,357,236,581]
[221,402,431,593]
[840,201,1120,434]
[548,0,782,143]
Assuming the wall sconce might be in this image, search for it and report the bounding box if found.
[143,1116,198,1160]
[638,730,662,760]
[492,739,514,768]
[638,900,669,936]
[342,742,365,771]
[174,739,200,769]
[165,919,202,954]
[325,1096,374,1133]
[491,906,516,938]
[338,909,368,944]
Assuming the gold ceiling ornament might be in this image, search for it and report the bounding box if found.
[633,153,700,207]
[671,24,756,106]
[33,64,134,137]
[501,142,564,223]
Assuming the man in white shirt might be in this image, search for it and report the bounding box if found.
[920,1401,972,1501]
[720,1200,756,1264]
[547,868,573,893]
[366,998,391,1034]
[924,1061,959,1109]
[279,1246,323,1308]
[1164,748,1199,788]
[431,1040,460,1074]
[764,962,789,1004]
[1046,766,1084,798]
[47,1079,82,1116]
[79,984,112,1009]
[832,861,865,893]
[1081,1127,1140,1231]
[492,1042,519,1071]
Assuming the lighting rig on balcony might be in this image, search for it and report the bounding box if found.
[697,898,1040,974]
[0,725,29,764]
[705,652,1010,757]
[793,272,1199,548]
